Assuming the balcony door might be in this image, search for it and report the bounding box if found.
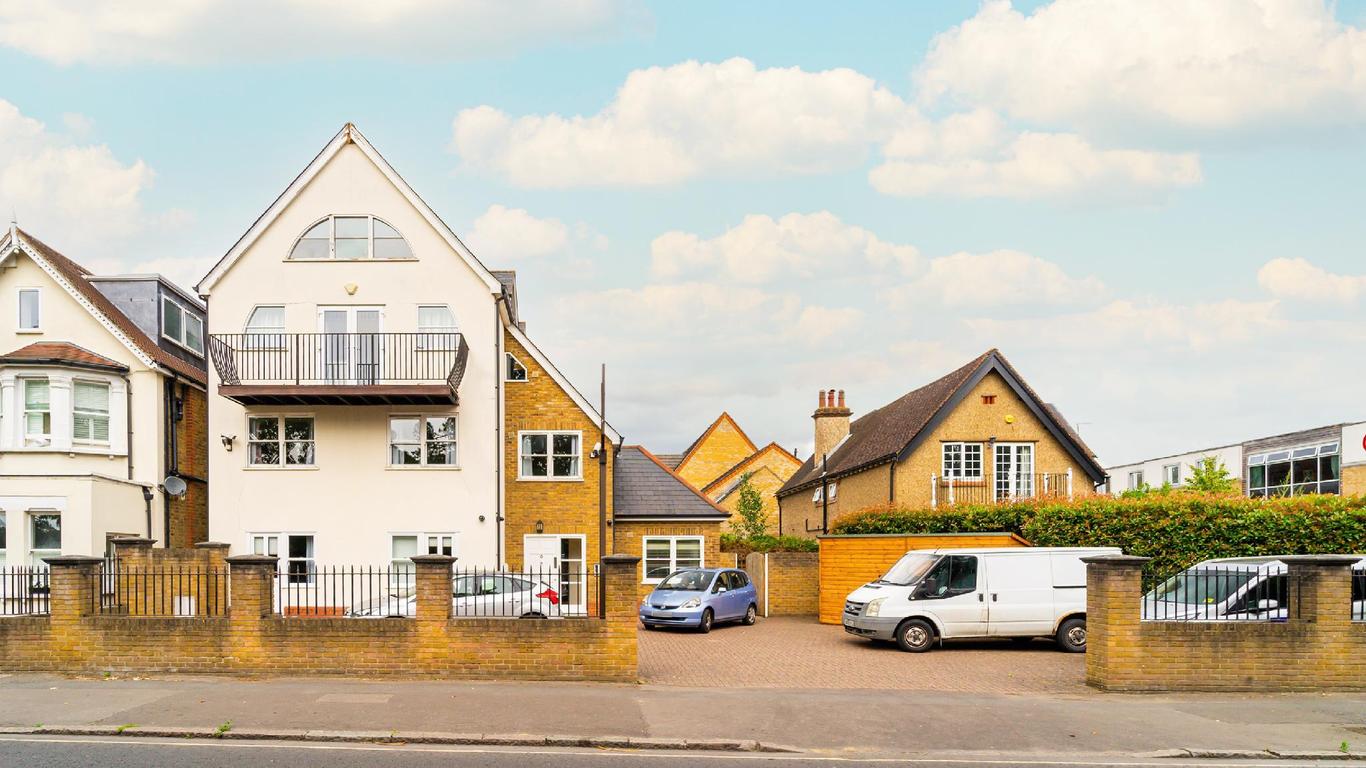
[318,307,383,384]
[994,443,1034,501]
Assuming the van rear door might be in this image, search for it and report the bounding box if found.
[1049,553,1088,620]
[984,554,1055,636]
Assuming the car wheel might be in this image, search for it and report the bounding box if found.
[1055,617,1086,653]
[895,618,934,653]
[743,604,757,626]
[519,612,546,619]
[698,608,714,634]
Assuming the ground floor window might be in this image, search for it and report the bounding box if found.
[251,533,315,584]
[29,512,60,567]
[389,533,455,587]
[0,512,6,568]
[1247,442,1340,497]
[642,536,703,583]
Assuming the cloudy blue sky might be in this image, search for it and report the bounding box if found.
[4,0,1366,469]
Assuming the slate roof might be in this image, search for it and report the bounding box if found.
[613,446,730,520]
[776,349,1105,497]
[653,453,685,470]
[0,342,129,372]
[491,269,518,324]
[3,229,207,384]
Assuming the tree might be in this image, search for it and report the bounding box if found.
[1185,455,1237,494]
[733,472,768,539]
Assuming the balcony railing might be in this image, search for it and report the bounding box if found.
[208,332,469,405]
[930,470,1073,508]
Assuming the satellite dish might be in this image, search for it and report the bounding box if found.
[162,476,188,497]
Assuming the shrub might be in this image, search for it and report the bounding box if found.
[720,532,819,560]
[828,493,1366,577]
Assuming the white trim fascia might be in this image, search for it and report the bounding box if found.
[506,322,621,445]
[5,235,160,372]
[197,123,502,296]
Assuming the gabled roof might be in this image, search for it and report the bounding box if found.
[1,228,207,385]
[776,349,1105,497]
[0,342,129,373]
[653,454,685,470]
[701,442,803,496]
[507,322,621,445]
[614,445,730,520]
[196,123,503,296]
[673,412,758,476]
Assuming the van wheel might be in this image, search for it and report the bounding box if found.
[1055,617,1086,653]
[698,609,714,634]
[743,604,757,625]
[895,619,934,653]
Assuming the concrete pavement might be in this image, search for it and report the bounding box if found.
[0,673,1362,758]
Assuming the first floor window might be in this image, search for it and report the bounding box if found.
[389,416,457,466]
[245,305,285,349]
[1128,471,1144,490]
[942,442,983,479]
[30,513,60,567]
[519,431,580,479]
[72,381,111,444]
[23,378,50,447]
[643,536,703,583]
[1247,443,1340,497]
[812,482,838,503]
[1163,464,1180,486]
[18,288,40,330]
[248,416,315,465]
[416,305,458,350]
[0,512,6,568]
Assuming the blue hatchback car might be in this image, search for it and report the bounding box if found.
[639,568,758,633]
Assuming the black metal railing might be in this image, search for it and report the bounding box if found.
[1141,565,1290,622]
[96,563,228,617]
[208,332,469,390]
[933,472,1071,507]
[450,567,594,619]
[0,567,50,616]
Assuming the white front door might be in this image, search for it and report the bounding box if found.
[318,306,383,383]
[994,443,1034,500]
[523,534,587,615]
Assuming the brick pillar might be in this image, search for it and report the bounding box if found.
[1283,555,1356,626]
[1081,554,1149,691]
[227,555,277,620]
[43,555,103,668]
[601,554,641,680]
[195,542,231,617]
[412,554,456,622]
[111,536,155,616]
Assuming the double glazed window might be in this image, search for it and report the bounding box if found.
[22,378,50,447]
[162,296,204,356]
[288,215,413,260]
[18,288,40,330]
[389,416,457,466]
[812,482,838,503]
[248,416,316,466]
[942,442,983,480]
[519,431,581,479]
[30,513,61,567]
[643,536,703,583]
[1247,442,1340,497]
[390,533,455,585]
[72,382,110,445]
[1128,471,1144,490]
[1163,464,1180,486]
[251,533,315,585]
[245,305,286,349]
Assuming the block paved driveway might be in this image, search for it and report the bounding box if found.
[638,616,1086,693]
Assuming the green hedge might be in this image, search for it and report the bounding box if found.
[720,533,819,560]
[829,493,1366,577]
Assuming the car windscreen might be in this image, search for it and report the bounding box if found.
[660,570,713,591]
[880,554,940,586]
[1148,568,1260,605]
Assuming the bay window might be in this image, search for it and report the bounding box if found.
[518,431,581,479]
[1247,442,1340,497]
[643,536,704,583]
[29,513,60,567]
[22,378,50,447]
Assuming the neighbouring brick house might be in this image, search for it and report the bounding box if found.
[658,413,802,534]
[0,225,209,562]
[775,349,1106,536]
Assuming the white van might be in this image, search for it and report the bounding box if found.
[842,547,1121,653]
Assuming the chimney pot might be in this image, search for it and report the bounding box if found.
[818,390,825,408]
[837,390,845,408]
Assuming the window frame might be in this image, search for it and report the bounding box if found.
[286,215,414,261]
[941,441,984,480]
[71,378,111,446]
[517,430,583,481]
[1128,470,1144,490]
[641,536,705,585]
[160,295,204,356]
[505,352,528,382]
[29,511,61,567]
[389,532,456,587]
[387,414,459,469]
[245,415,317,469]
[812,481,839,503]
[243,304,287,350]
[416,304,459,351]
[17,287,41,332]
[1162,463,1180,486]
[1247,441,1340,497]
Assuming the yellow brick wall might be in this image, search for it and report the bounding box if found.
[779,462,889,538]
[1342,464,1366,496]
[745,551,818,616]
[716,466,784,533]
[710,445,802,534]
[503,330,613,571]
[613,520,723,600]
[817,533,1029,624]
[674,415,757,490]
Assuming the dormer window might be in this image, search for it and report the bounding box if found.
[288,215,413,260]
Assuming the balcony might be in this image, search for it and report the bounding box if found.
[930,471,1073,508]
[208,332,469,406]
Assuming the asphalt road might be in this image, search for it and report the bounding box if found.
[0,737,1337,768]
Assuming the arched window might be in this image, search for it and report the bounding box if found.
[288,216,413,260]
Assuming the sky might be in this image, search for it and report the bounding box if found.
[4,0,1366,470]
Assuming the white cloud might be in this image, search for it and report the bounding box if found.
[0,0,640,65]
[890,250,1106,307]
[1258,257,1366,303]
[468,204,570,261]
[650,211,919,284]
[917,0,1366,132]
[967,298,1283,351]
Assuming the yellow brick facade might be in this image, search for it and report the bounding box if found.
[502,329,614,571]
[710,444,803,534]
[674,413,758,490]
[1342,463,1366,495]
[613,520,724,600]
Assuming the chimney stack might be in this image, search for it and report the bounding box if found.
[812,388,852,465]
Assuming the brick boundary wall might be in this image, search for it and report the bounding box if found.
[0,549,642,682]
[817,533,1030,624]
[1084,554,1366,692]
[745,552,818,617]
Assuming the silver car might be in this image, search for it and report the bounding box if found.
[1142,555,1365,621]
[347,574,564,618]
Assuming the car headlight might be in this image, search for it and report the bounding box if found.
[864,597,886,617]
[681,597,701,609]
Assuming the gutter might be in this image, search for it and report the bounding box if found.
[494,292,507,568]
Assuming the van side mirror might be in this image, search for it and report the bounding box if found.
[914,577,939,599]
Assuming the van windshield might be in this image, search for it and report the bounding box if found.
[1148,568,1259,605]
[879,554,940,586]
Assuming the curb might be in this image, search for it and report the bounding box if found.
[1143,748,1366,761]
[10,725,795,753]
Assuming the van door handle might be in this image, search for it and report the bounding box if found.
[991,593,998,602]
[978,593,984,602]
